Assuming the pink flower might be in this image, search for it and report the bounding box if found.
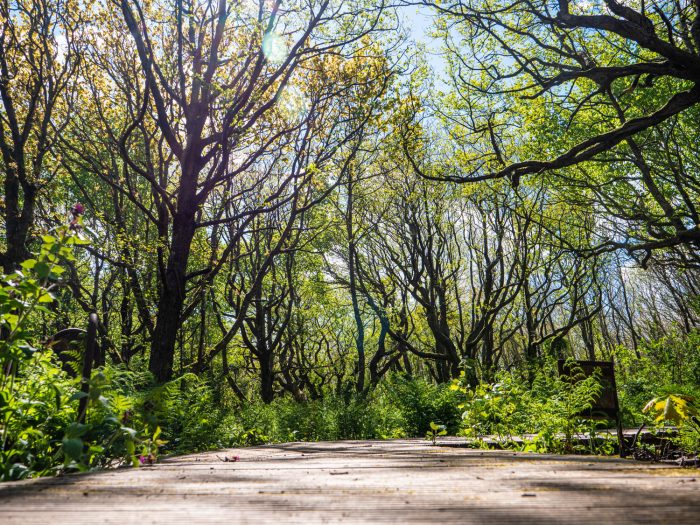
[138,454,156,465]
[72,203,85,215]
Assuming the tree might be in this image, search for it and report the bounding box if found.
[411,0,700,256]
[0,0,85,272]
[66,0,392,381]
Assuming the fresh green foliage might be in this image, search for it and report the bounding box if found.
[643,394,700,454]
[453,362,610,454]
[643,394,698,426]
[218,378,463,445]
[0,229,85,479]
[425,422,447,446]
[1,231,167,478]
[0,351,76,480]
[378,375,464,437]
[613,336,700,429]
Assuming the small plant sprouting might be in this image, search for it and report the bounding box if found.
[426,422,447,446]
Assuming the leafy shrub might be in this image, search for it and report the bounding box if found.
[1,228,91,479]
[232,393,399,443]
[613,335,700,422]
[378,373,464,436]
[203,376,463,447]
[0,230,157,478]
[454,361,609,454]
[426,422,447,445]
[0,352,76,480]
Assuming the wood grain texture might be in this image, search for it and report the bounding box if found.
[1,439,698,524]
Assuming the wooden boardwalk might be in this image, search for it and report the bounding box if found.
[1,439,698,524]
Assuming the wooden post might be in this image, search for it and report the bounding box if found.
[609,358,626,458]
[77,313,98,423]
[616,412,626,458]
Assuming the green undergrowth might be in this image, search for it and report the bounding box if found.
[221,375,464,446]
[2,343,467,480]
[451,363,616,455]
[4,352,700,481]
[3,230,699,481]
[450,358,700,457]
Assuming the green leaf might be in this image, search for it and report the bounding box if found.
[52,385,62,410]
[69,392,89,402]
[662,397,684,425]
[643,394,697,425]
[37,291,55,303]
[72,236,91,246]
[33,262,51,279]
[3,314,19,331]
[62,438,84,461]
[20,259,37,270]
[65,422,89,438]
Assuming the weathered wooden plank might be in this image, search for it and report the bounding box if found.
[0,439,698,524]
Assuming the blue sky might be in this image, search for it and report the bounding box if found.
[398,5,448,81]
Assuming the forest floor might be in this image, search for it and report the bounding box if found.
[0,438,698,524]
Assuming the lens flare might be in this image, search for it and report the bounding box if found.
[262,32,288,63]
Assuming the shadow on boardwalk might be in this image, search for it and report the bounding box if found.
[1,439,698,524]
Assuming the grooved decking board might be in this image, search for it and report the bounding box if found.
[1,439,698,524]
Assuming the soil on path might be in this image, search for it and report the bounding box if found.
[0,438,698,524]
